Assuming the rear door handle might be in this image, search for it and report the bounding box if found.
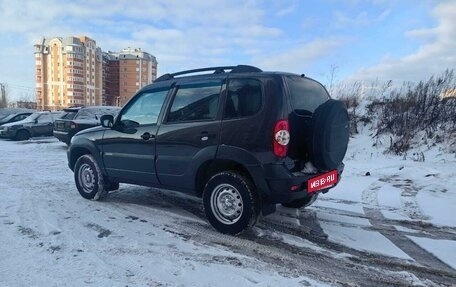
[141,132,155,140]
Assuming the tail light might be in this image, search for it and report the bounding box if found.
[70,122,78,129]
[273,120,290,157]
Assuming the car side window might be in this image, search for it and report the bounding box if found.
[224,79,262,119]
[120,89,168,126]
[167,82,221,123]
[15,114,28,121]
[37,114,52,123]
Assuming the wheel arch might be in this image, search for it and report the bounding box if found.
[194,145,272,202]
[15,128,31,139]
[195,159,253,197]
[68,139,104,173]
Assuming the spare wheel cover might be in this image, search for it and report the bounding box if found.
[310,99,349,170]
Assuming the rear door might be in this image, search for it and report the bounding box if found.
[33,113,54,136]
[285,75,330,161]
[155,80,224,189]
[101,87,169,184]
[220,78,265,150]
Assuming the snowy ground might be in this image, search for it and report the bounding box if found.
[0,134,455,287]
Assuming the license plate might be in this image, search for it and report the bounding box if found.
[307,170,338,193]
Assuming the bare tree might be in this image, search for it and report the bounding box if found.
[372,69,456,155]
[338,81,362,134]
[326,64,339,96]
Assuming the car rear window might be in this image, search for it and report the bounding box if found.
[60,111,78,120]
[75,108,120,120]
[286,76,329,115]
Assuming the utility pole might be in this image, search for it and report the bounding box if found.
[0,83,7,108]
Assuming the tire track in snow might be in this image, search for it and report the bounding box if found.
[362,179,454,273]
[135,186,456,286]
[379,177,430,221]
[313,206,456,241]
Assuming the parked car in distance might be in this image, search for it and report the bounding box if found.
[0,111,64,140]
[54,106,121,145]
[68,65,349,235]
[0,111,35,126]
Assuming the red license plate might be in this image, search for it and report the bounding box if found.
[307,170,338,193]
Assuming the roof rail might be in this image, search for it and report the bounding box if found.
[155,65,262,82]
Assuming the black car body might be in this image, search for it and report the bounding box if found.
[53,106,121,145]
[0,111,64,140]
[68,65,349,234]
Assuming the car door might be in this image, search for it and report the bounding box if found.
[101,88,169,185]
[33,113,54,136]
[155,80,224,190]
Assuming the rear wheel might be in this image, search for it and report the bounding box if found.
[15,130,30,141]
[74,154,107,200]
[282,193,318,208]
[203,171,260,235]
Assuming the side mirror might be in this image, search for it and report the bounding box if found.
[100,114,114,128]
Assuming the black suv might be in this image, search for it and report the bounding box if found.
[68,65,349,234]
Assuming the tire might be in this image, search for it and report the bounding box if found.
[74,154,107,200]
[310,99,349,170]
[105,181,120,192]
[282,193,318,208]
[203,171,260,235]
[15,130,30,141]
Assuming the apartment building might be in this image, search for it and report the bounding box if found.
[105,48,158,106]
[35,37,157,110]
[34,36,102,111]
[102,53,119,106]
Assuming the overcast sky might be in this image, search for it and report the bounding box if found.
[0,0,455,101]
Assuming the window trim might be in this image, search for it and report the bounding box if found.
[222,78,264,120]
[163,81,223,124]
[284,75,330,116]
[116,87,171,128]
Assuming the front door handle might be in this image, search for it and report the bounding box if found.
[199,131,215,141]
[141,132,154,140]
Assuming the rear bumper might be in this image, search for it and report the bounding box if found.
[259,162,345,204]
[53,130,71,144]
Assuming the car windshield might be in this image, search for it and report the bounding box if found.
[75,107,120,120]
[23,113,42,122]
[0,109,33,120]
[1,114,16,121]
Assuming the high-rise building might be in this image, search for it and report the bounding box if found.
[34,36,102,111]
[35,37,158,110]
[105,48,158,106]
[102,52,119,106]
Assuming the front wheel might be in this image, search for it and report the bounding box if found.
[15,130,30,141]
[203,171,260,235]
[74,154,107,200]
